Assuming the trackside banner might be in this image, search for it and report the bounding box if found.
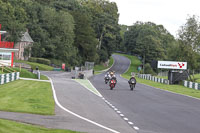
[157,61,187,70]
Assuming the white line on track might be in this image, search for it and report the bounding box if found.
[20,77,50,82]
[134,126,139,130]
[120,114,124,117]
[117,111,121,114]
[124,118,128,121]
[49,78,120,133]
[128,122,133,125]
[73,79,102,97]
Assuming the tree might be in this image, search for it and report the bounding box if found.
[72,11,98,63]
[0,0,27,42]
[176,15,200,77]
[178,15,200,52]
[124,22,171,63]
[81,0,121,62]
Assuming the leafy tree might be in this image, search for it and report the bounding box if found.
[0,0,27,42]
[81,0,121,62]
[72,11,98,63]
[124,22,171,64]
[178,15,200,52]
[176,15,200,77]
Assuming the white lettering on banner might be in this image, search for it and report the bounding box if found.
[157,61,187,70]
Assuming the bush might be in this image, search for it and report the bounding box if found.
[28,57,37,62]
[50,59,63,67]
[144,63,156,75]
[28,57,51,66]
[37,58,51,65]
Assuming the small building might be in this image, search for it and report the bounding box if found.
[0,24,18,67]
[14,31,34,60]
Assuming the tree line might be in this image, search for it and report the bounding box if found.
[0,0,120,66]
[1,0,200,74]
[121,15,200,75]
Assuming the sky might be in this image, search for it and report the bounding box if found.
[110,0,200,37]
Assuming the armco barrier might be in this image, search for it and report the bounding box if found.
[183,80,200,90]
[138,74,169,85]
[0,72,20,85]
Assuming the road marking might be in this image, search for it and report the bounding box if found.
[114,108,118,111]
[124,118,128,121]
[49,78,120,133]
[117,111,121,113]
[134,126,139,130]
[20,77,50,82]
[120,114,124,117]
[74,79,102,97]
[128,122,133,125]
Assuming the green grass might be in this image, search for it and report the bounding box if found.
[120,54,200,99]
[0,119,80,133]
[192,74,200,83]
[15,60,53,71]
[115,53,141,76]
[74,79,101,97]
[0,67,49,80]
[0,80,54,115]
[156,76,168,79]
[94,57,114,72]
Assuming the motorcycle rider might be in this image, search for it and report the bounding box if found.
[109,71,117,90]
[110,71,117,82]
[128,73,136,90]
[104,72,111,84]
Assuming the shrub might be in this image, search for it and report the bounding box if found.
[28,57,37,62]
[37,58,51,65]
[28,57,51,66]
[144,63,156,75]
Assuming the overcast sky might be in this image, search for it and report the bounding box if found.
[110,0,200,37]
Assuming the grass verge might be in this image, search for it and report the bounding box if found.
[0,80,54,115]
[94,56,114,72]
[15,60,53,71]
[0,119,80,133]
[115,53,141,75]
[120,53,200,99]
[1,67,49,80]
[74,79,101,97]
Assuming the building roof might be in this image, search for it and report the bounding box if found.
[20,32,34,43]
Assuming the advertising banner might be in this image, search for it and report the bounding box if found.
[157,61,187,70]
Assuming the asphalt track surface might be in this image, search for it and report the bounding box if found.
[90,54,200,133]
[0,71,136,133]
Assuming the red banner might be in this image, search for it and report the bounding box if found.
[0,41,14,48]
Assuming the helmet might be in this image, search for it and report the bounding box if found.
[110,72,114,75]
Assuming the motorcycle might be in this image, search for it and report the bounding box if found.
[129,79,136,91]
[104,76,110,84]
[109,78,117,90]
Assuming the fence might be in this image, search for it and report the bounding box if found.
[183,80,200,90]
[138,74,169,85]
[0,72,20,85]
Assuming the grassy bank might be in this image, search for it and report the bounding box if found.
[1,67,48,80]
[115,53,141,76]
[0,119,80,133]
[120,53,200,99]
[0,80,54,115]
[94,56,114,72]
[15,60,53,71]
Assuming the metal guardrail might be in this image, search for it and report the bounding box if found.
[138,74,169,85]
